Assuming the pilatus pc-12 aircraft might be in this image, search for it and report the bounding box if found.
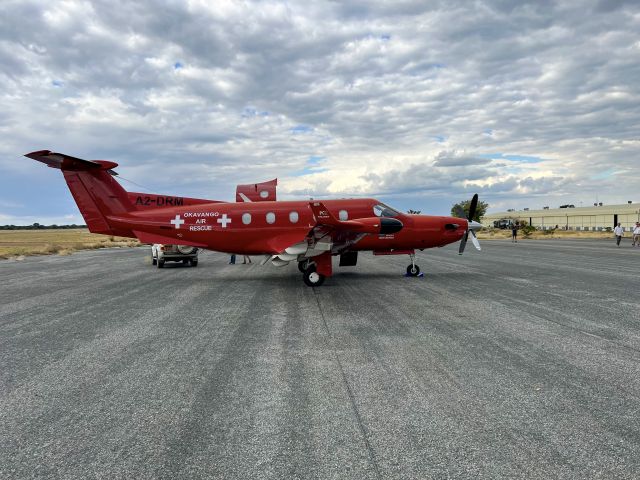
[26,150,482,286]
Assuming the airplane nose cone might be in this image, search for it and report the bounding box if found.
[380,217,403,234]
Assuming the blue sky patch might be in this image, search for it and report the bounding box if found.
[242,107,269,117]
[174,62,183,70]
[291,156,328,176]
[51,80,63,87]
[479,153,542,163]
[290,125,313,134]
[591,169,617,180]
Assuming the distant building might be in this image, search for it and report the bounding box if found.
[483,203,639,231]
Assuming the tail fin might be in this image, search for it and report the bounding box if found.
[25,150,135,236]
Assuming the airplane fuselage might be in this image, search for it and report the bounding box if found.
[109,198,467,255]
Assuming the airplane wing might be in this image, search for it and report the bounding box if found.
[306,201,404,254]
[266,201,404,266]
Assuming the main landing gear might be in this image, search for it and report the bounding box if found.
[299,253,333,287]
[406,252,420,277]
[298,260,325,286]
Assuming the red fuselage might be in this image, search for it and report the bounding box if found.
[109,198,467,255]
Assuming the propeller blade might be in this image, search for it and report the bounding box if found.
[458,231,469,255]
[470,230,481,251]
[468,193,478,221]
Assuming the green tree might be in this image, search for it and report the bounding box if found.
[450,199,488,222]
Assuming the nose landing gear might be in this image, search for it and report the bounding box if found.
[406,252,421,277]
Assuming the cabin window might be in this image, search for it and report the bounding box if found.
[289,211,299,223]
[266,212,276,224]
[339,209,348,221]
[242,213,252,225]
[260,190,269,199]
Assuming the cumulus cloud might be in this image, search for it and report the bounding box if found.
[0,0,639,223]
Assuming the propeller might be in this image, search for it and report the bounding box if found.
[458,193,482,255]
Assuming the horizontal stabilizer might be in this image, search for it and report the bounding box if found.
[25,150,118,171]
[236,178,278,202]
[132,230,207,247]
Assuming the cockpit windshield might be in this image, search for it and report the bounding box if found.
[372,203,400,218]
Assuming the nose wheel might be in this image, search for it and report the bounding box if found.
[406,264,420,276]
[406,253,420,276]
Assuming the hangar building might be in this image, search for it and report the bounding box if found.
[483,202,640,231]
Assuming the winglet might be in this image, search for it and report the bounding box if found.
[309,201,340,225]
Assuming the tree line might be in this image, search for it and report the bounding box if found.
[0,223,87,230]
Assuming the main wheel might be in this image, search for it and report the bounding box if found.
[191,260,198,267]
[406,264,420,276]
[303,268,325,287]
[158,259,165,268]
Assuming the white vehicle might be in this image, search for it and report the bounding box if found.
[151,244,199,268]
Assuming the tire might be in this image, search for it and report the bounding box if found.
[182,259,189,265]
[158,259,165,268]
[177,245,196,255]
[152,257,157,265]
[303,268,325,287]
[406,264,420,276]
[191,260,198,267]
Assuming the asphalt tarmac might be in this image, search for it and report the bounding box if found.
[1,239,639,479]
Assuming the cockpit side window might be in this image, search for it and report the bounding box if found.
[373,203,400,217]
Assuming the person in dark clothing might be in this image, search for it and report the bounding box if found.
[511,223,518,243]
[229,254,236,264]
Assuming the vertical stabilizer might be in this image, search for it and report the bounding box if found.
[25,150,135,236]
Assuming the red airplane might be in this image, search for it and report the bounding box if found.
[25,150,482,286]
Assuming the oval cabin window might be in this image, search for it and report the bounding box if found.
[260,190,269,199]
[339,210,348,221]
[266,212,276,224]
[242,213,252,225]
[289,211,299,223]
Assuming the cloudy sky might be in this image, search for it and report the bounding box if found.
[1,0,639,225]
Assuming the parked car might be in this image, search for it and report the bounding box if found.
[151,244,199,268]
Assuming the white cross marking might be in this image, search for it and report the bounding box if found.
[217,213,232,228]
[170,214,185,229]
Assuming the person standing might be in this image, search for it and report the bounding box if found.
[614,223,624,247]
[633,223,640,247]
[511,222,518,243]
[229,254,236,264]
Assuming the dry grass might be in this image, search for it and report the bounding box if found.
[0,229,140,259]
[477,229,615,240]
